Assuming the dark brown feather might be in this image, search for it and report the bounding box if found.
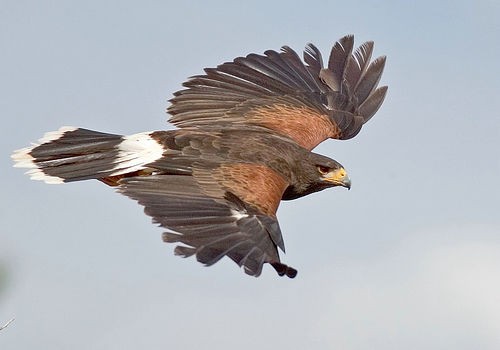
[355,56,387,105]
[327,34,354,92]
[345,41,374,92]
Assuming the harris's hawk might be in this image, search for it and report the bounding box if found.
[12,35,386,278]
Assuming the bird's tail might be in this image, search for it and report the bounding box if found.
[11,127,165,185]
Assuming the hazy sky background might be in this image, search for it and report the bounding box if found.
[1,1,499,349]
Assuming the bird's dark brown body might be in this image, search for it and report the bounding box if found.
[148,128,349,201]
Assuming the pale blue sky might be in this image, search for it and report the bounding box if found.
[1,1,500,349]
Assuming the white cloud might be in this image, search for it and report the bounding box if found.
[310,225,500,349]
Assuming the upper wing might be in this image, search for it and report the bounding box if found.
[118,164,297,278]
[168,35,387,150]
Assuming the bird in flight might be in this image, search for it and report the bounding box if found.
[12,35,387,278]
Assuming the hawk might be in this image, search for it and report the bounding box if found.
[12,35,386,278]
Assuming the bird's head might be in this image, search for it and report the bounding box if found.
[282,152,351,200]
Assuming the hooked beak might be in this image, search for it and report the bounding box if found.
[324,167,351,190]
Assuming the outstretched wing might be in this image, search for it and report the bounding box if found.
[118,164,297,278]
[168,35,387,150]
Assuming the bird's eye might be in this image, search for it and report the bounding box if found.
[317,165,330,175]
